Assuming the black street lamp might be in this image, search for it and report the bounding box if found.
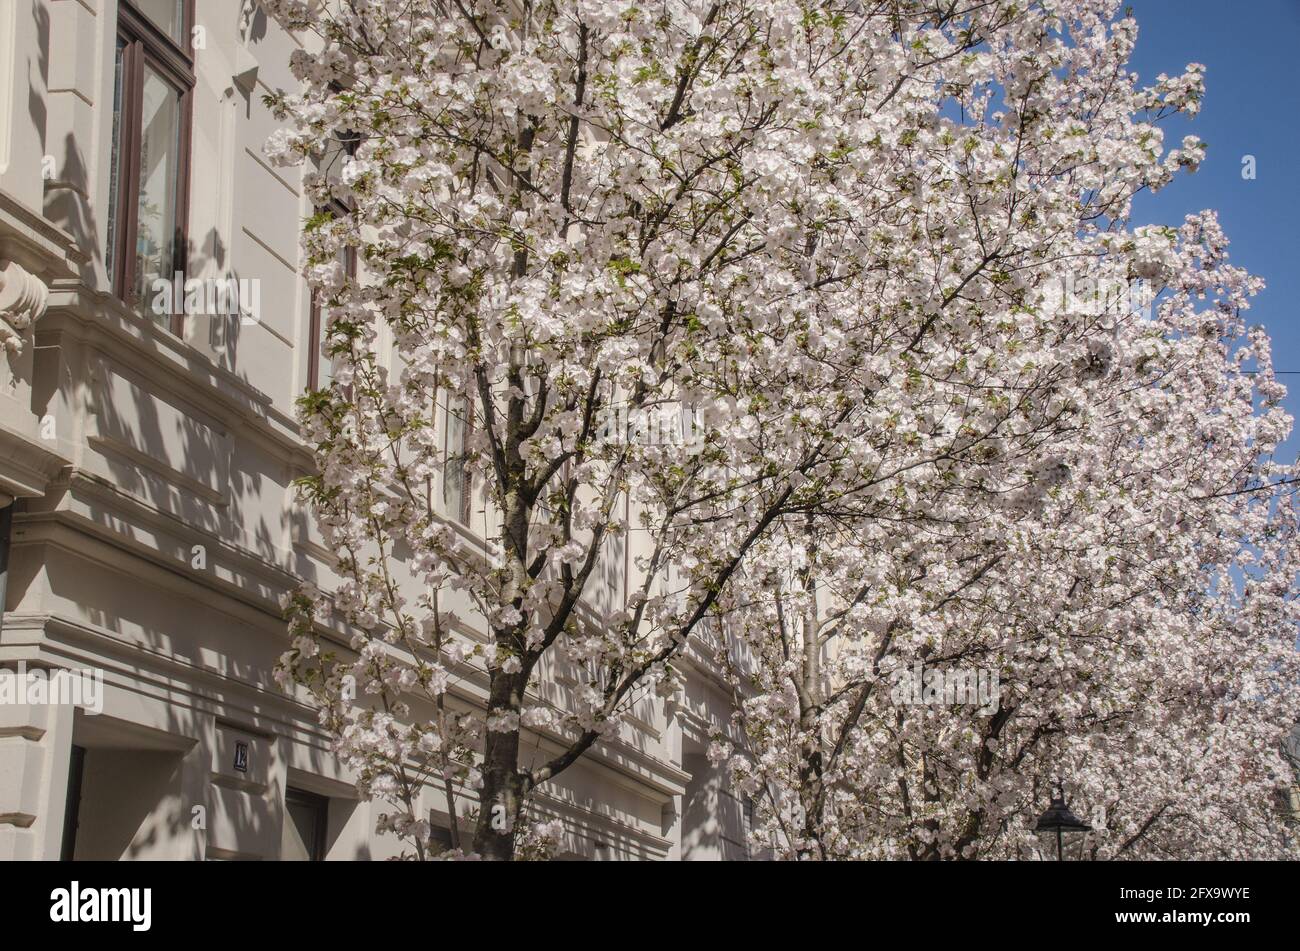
[1034,781,1093,860]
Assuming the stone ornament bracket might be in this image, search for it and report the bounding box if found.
[0,258,49,355]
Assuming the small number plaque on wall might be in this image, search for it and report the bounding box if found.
[233,740,249,773]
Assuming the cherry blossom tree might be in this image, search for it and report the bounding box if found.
[706,73,1300,860]
[260,0,1296,860]
[718,394,1300,859]
[263,0,916,859]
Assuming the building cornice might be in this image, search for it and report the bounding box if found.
[0,422,66,500]
[0,190,83,276]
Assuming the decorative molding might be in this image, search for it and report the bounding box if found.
[0,432,66,500]
[0,725,45,742]
[0,259,49,354]
[85,434,229,507]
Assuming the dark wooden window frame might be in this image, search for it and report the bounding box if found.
[109,0,196,334]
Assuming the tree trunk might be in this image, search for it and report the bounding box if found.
[472,669,526,860]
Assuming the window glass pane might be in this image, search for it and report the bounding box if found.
[315,306,335,389]
[105,37,127,281]
[319,132,353,185]
[132,0,184,45]
[315,313,333,389]
[132,64,182,318]
[443,398,468,520]
[313,244,354,388]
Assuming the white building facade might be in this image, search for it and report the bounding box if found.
[0,0,748,860]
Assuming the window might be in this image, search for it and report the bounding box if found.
[282,787,329,861]
[306,199,358,390]
[107,1,194,330]
[306,126,360,391]
[443,397,472,523]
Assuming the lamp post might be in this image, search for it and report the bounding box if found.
[1034,781,1093,860]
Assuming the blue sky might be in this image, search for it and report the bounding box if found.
[1128,0,1300,462]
